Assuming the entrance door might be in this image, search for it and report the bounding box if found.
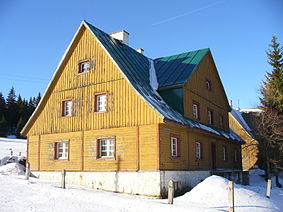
[211,143,216,169]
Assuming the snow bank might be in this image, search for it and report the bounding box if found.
[0,156,20,166]
[0,137,26,159]
[0,163,25,175]
[176,175,279,211]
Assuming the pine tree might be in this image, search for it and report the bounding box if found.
[257,36,283,187]
[6,87,18,134]
[0,92,6,117]
[261,36,283,113]
[16,117,25,138]
[0,115,8,137]
[35,92,41,106]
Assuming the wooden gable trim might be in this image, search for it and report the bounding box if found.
[21,22,87,136]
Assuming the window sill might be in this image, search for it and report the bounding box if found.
[96,157,115,160]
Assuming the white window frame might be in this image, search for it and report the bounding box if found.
[195,141,201,160]
[55,141,69,160]
[171,137,178,157]
[98,138,115,158]
[193,103,199,119]
[95,94,107,112]
[62,100,73,117]
[79,61,90,73]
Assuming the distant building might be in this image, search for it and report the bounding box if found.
[229,108,260,170]
[22,21,243,197]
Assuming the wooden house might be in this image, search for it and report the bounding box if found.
[229,109,259,170]
[21,21,243,197]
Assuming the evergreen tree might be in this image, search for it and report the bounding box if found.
[16,117,25,138]
[261,36,283,113]
[6,87,18,134]
[35,92,41,106]
[257,36,283,187]
[0,92,6,117]
[0,115,8,137]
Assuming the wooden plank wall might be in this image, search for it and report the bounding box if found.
[183,53,230,132]
[159,123,242,170]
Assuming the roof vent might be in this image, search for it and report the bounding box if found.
[136,48,144,54]
[109,30,129,45]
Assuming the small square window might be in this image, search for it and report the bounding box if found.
[62,100,73,117]
[170,136,180,157]
[195,141,202,160]
[205,79,212,91]
[95,94,107,112]
[55,141,69,159]
[208,109,214,125]
[192,101,200,120]
[79,61,90,73]
[97,138,115,158]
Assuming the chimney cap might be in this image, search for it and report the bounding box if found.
[136,48,144,54]
[109,30,129,35]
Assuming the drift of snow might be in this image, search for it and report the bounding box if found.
[0,162,25,175]
[148,59,159,90]
[176,175,280,211]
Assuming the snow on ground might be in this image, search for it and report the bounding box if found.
[0,138,282,212]
[0,137,27,159]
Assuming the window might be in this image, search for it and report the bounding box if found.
[192,101,200,120]
[95,94,107,112]
[97,138,115,158]
[195,141,202,160]
[222,146,228,161]
[207,109,214,125]
[170,136,180,157]
[219,115,224,129]
[62,100,73,117]
[205,79,212,91]
[55,141,69,159]
[78,61,90,73]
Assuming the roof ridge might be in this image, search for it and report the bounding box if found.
[154,48,210,61]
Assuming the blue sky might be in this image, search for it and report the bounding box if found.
[0,0,282,109]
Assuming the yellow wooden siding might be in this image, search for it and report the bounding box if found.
[39,132,82,171]
[159,123,242,170]
[229,114,258,170]
[27,26,162,136]
[184,53,229,131]
[29,125,159,171]
[28,135,40,171]
[139,125,159,170]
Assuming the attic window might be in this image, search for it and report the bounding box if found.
[205,79,212,91]
[95,93,107,112]
[78,61,90,73]
[62,100,73,117]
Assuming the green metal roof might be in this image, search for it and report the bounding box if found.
[154,48,209,87]
[85,21,243,143]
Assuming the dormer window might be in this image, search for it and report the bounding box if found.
[78,61,90,73]
[205,79,212,91]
